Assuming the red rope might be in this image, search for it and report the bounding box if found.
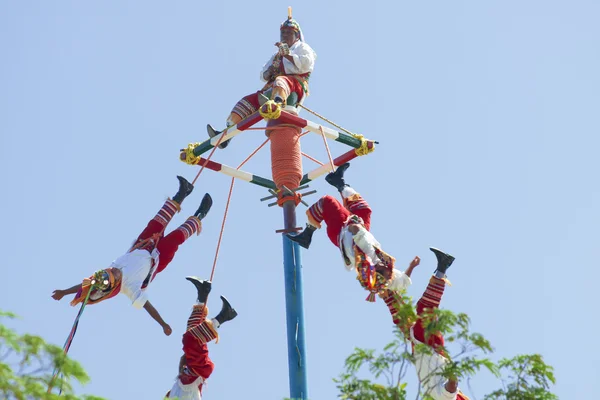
[319,126,336,172]
[209,177,234,281]
[192,130,227,185]
[239,138,270,168]
[301,152,324,166]
[206,137,270,282]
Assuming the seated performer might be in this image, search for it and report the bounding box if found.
[287,163,411,301]
[390,247,469,400]
[51,176,213,335]
[165,277,238,399]
[207,14,316,148]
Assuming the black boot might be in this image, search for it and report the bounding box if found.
[194,193,213,220]
[286,224,317,249]
[325,163,351,192]
[186,277,212,303]
[214,296,238,326]
[207,124,230,149]
[173,176,194,205]
[430,247,455,275]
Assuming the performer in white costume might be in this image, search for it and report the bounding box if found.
[288,163,412,302]
[51,176,212,334]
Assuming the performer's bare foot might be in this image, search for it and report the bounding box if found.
[51,290,65,301]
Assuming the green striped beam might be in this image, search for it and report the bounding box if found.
[299,143,375,186]
[191,113,265,157]
[195,157,277,190]
[277,112,363,148]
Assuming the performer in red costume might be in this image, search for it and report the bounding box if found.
[51,176,213,335]
[207,15,316,149]
[287,163,411,301]
[165,277,238,399]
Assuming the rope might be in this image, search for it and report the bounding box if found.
[301,152,324,166]
[47,284,95,394]
[268,124,303,190]
[298,104,375,157]
[298,103,356,137]
[353,134,375,157]
[209,178,234,282]
[192,132,227,185]
[240,138,271,166]
[319,126,335,173]
[207,138,269,282]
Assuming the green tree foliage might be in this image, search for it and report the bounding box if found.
[483,354,558,400]
[334,293,557,400]
[0,310,105,400]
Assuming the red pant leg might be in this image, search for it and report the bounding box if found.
[344,193,372,231]
[135,199,180,244]
[231,92,261,120]
[307,195,351,246]
[273,76,305,102]
[155,229,185,274]
[182,332,215,381]
[412,277,446,350]
[136,219,165,243]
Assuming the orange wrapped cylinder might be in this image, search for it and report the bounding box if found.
[266,119,303,191]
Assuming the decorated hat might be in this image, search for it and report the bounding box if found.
[280,7,304,41]
[280,18,301,33]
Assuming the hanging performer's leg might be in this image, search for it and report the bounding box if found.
[166,278,238,399]
[153,193,213,276]
[287,162,370,249]
[326,163,372,231]
[412,248,455,351]
[411,248,467,400]
[133,176,194,252]
[287,194,350,249]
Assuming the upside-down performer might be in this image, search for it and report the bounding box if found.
[51,176,213,335]
[287,163,412,301]
[390,248,469,400]
[206,12,316,149]
[165,277,238,399]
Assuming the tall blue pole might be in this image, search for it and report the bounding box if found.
[282,201,308,399]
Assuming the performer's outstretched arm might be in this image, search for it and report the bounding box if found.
[405,256,420,278]
[51,284,81,301]
[143,301,172,336]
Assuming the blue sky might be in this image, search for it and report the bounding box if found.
[1,1,599,399]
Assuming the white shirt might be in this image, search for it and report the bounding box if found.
[260,40,317,81]
[111,249,159,309]
[167,376,204,400]
[410,327,459,400]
